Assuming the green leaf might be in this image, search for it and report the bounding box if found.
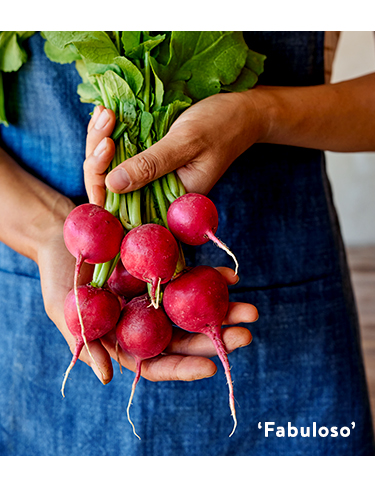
[0,71,8,126]
[103,70,136,106]
[152,99,191,141]
[222,49,266,92]
[44,40,81,64]
[221,67,258,92]
[0,31,34,125]
[139,111,153,142]
[154,31,250,102]
[126,33,166,61]
[124,132,138,158]
[77,82,102,104]
[150,57,164,111]
[246,49,266,77]
[0,31,27,72]
[99,71,138,129]
[114,56,144,95]
[43,31,119,64]
[121,31,141,55]
[112,120,127,140]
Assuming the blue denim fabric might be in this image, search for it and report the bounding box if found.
[0,32,374,455]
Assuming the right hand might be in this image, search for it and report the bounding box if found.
[83,90,265,206]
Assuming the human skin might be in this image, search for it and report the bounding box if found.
[82,72,375,380]
[2,72,375,384]
[84,73,375,204]
[0,147,257,384]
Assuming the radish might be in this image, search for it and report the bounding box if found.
[120,223,179,309]
[162,265,238,436]
[167,193,239,275]
[63,203,124,379]
[116,294,173,439]
[107,259,147,299]
[62,284,121,396]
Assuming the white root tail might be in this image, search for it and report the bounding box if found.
[73,255,105,381]
[61,340,84,397]
[210,332,238,437]
[149,277,162,309]
[205,231,239,276]
[126,359,142,440]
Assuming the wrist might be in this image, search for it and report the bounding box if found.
[33,193,75,264]
[233,87,278,148]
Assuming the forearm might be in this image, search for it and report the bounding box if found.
[249,72,375,152]
[0,146,74,263]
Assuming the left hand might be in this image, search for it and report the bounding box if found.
[100,267,258,382]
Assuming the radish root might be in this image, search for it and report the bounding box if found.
[61,340,84,397]
[210,332,237,437]
[205,231,239,276]
[73,255,105,380]
[126,359,142,440]
[149,277,162,309]
[116,340,123,374]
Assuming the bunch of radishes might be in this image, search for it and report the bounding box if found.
[62,192,241,438]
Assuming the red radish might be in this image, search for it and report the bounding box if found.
[62,284,121,396]
[167,193,239,275]
[163,265,237,437]
[107,260,147,299]
[120,223,179,309]
[116,294,173,439]
[64,203,124,267]
[63,203,124,377]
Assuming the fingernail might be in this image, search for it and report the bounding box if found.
[91,105,100,123]
[91,363,106,385]
[94,138,107,156]
[95,109,110,130]
[107,168,130,191]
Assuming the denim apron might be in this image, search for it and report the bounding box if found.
[0,32,374,455]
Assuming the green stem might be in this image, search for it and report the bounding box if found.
[152,179,169,228]
[130,189,142,226]
[91,259,113,288]
[115,31,121,54]
[144,50,151,112]
[161,175,176,204]
[176,172,186,197]
[167,172,180,199]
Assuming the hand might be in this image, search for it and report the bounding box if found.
[37,219,258,384]
[100,267,258,382]
[84,91,263,205]
[37,219,115,386]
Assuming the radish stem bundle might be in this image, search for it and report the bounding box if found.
[43,30,265,296]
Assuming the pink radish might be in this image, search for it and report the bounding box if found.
[63,203,124,380]
[167,193,239,275]
[62,285,121,396]
[162,265,237,436]
[107,260,147,299]
[116,294,173,439]
[120,223,179,309]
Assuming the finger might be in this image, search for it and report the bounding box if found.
[83,136,115,205]
[84,107,116,206]
[223,302,259,325]
[79,339,114,385]
[62,326,114,385]
[118,348,218,382]
[100,332,218,381]
[86,106,116,157]
[215,266,240,285]
[165,326,252,358]
[105,130,199,194]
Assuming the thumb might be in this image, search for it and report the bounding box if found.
[105,133,190,193]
